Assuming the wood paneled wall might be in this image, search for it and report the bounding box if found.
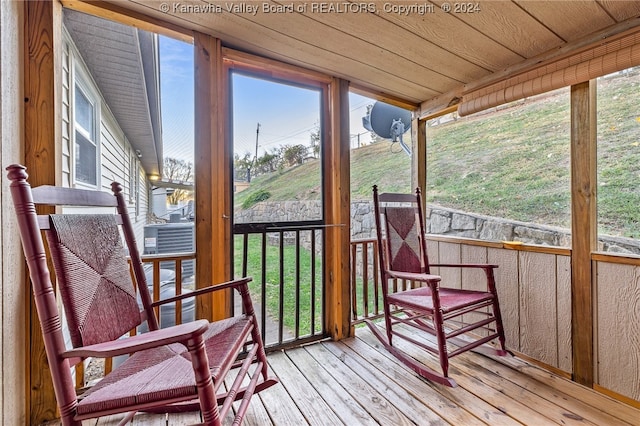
[1,1,27,424]
[427,237,640,403]
[594,260,640,401]
[427,238,572,372]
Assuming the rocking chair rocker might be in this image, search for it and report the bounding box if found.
[7,164,277,425]
[367,185,508,387]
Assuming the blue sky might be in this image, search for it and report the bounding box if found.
[159,36,374,164]
[232,73,320,157]
[159,36,195,162]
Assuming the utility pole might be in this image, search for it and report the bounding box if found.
[248,123,260,183]
[254,122,261,165]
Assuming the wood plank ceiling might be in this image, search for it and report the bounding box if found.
[100,0,640,111]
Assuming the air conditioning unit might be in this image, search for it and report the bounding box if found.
[143,222,195,277]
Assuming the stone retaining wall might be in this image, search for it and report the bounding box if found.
[238,200,640,254]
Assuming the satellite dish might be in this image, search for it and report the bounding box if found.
[362,102,412,155]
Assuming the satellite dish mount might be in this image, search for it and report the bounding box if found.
[363,102,412,155]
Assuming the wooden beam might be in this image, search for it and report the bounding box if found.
[349,82,419,111]
[419,103,460,121]
[24,0,62,422]
[60,0,193,43]
[324,78,352,339]
[222,47,332,86]
[418,93,462,120]
[570,80,597,387]
[194,32,231,321]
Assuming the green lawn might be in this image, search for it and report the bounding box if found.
[233,234,323,336]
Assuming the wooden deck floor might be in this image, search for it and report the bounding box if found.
[52,327,640,426]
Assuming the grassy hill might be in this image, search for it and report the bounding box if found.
[234,140,413,206]
[235,70,640,238]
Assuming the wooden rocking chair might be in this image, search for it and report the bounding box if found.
[367,185,508,387]
[7,164,277,425]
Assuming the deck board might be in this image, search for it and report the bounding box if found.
[267,351,343,426]
[223,369,272,426]
[254,354,310,426]
[45,327,640,425]
[285,347,378,425]
[390,336,557,424]
[453,355,599,426]
[342,335,495,426]
[321,340,449,425]
[456,346,627,425]
[491,354,640,425]
[304,343,415,425]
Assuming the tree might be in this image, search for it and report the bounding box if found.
[163,157,193,205]
[366,104,385,144]
[255,150,280,174]
[234,152,253,182]
[310,126,321,157]
[281,144,308,167]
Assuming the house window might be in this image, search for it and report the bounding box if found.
[73,82,98,186]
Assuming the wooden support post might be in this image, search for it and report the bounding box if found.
[412,116,427,208]
[324,78,351,339]
[570,80,597,387]
[24,0,62,422]
[194,32,231,321]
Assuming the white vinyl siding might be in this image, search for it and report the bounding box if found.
[62,28,150,245]
[99,107,127,191]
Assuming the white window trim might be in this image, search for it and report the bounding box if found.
[129,147,137,203]
[134,162,141,218]
[129,152,141,217]
[70,58,101,189]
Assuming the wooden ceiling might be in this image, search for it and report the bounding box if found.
[72,1,640,113]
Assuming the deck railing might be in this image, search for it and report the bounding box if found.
[350,237,425,324]
[350,238,381,323]
[129,222,328,350]
[139,252,197,328]
[233,221,328,350]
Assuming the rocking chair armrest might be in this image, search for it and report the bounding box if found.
[150,277,252,308]
[431,263,498,270]
[61,319,210,359]
[387,271,441,283]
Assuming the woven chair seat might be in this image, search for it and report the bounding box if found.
[388,287,495,314]
[202,316,253,381]
[77,316,252,415]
